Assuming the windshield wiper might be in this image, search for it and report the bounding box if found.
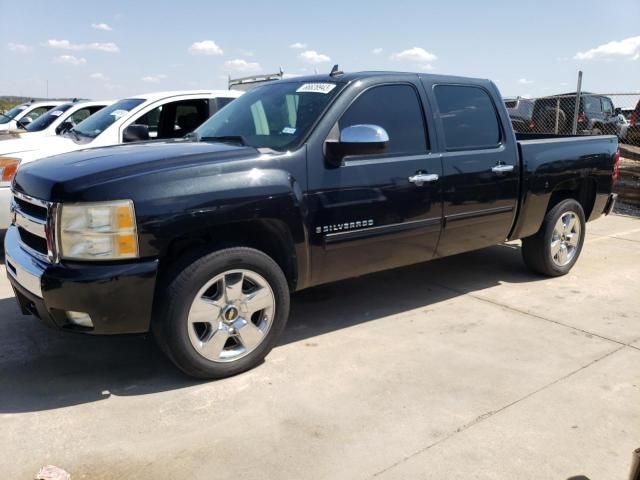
[200,135,247,146]
[0,112,14,121]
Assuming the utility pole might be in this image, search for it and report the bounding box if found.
[571,71,582,135]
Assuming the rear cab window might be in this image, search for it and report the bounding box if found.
[434,85,501,150]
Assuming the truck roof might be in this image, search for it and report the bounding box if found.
[276,71,495,87]
[128,90,243,102]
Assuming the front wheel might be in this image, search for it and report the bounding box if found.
[154,247,290,379]
[521,199,586,276]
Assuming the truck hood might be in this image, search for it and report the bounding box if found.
[13,140,259,201]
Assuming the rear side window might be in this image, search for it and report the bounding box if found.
[584,97,602,113]
[338,84,428,155]
[434,85,501,150]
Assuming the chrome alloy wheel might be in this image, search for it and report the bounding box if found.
[550,211,581,267]
[187,269,275,363]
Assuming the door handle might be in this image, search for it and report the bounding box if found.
[491,164,515,174]
[408,173,439,186]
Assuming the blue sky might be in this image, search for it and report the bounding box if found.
[1,0,639,100]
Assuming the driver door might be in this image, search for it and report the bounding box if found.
[306,82,443,285]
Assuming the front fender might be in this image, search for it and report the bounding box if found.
[135,167,310,287]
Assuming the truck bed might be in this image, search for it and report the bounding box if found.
[509,133,618,240]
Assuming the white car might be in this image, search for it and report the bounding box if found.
[0,99,111,142]
[0,90,242,230]
[0,100,63,132]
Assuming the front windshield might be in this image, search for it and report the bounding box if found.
[0,104,27,124]
[72,98,145,139]
[195,81,343,151]
[25,103,72,132]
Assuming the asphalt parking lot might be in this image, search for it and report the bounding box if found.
[1,214,639,480]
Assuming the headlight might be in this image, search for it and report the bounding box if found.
[0,157,21,185]
[59,200,139,260]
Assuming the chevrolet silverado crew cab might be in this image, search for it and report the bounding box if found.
[0,90,242,231]
[5,71,619,379]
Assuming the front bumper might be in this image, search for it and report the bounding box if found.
[4,226,159,334]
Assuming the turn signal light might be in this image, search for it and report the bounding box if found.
[0,157,20,183]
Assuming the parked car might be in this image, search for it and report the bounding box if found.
[4,71,619,379]
[615,112,631,143]
[0,90,242,230]
[0,100,63,132]
[0,99,111,142]
[529,93,620,135]
[625,99,640,145]
[505,97,535,133]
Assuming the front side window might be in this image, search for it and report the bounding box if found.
[72,98,145,140]
[170,99,209,138]
[69,107,95,125]
[195,81,344,151]
[132,105,162,139]
[434,85,501,150]
[0,104,27,124]
[602,98,614,115]
[335,84,428,155]
[23,106,51,121]
[25,103,73,132]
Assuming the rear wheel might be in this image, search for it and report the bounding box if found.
[154,247,290,379]
[521,199,586,276]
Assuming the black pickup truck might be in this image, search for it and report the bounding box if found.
[5,71,619,378]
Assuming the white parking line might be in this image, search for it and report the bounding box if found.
[587,227,640,243]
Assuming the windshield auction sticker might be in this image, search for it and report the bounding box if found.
[110,109,128,120]
[296,83,337,94]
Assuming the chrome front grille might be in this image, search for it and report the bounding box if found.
[10,190,59,263]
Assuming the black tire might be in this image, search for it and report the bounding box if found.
[521,199,586,277]
[153,247,290,379]
[591,127,603,136]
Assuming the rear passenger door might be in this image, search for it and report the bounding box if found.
[428,83,519,257]
[307,81,443,285]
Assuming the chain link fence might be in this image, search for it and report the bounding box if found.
[505,92,640,146]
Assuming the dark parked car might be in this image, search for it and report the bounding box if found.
[529,93,620,135]
[625,99,640,145]
[505,97,535,133]
[5,71,619,379]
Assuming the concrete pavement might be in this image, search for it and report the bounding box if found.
[0,214,638,479]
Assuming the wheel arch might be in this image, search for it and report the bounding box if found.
[546,176,597,220]
[159,218,300,292]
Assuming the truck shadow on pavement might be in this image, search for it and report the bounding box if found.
[0,243,547,413]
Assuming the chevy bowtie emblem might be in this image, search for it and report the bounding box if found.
[224,306,239,321]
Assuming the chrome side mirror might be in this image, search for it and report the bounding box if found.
[339,124,389,144]
[325,124,389,166]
